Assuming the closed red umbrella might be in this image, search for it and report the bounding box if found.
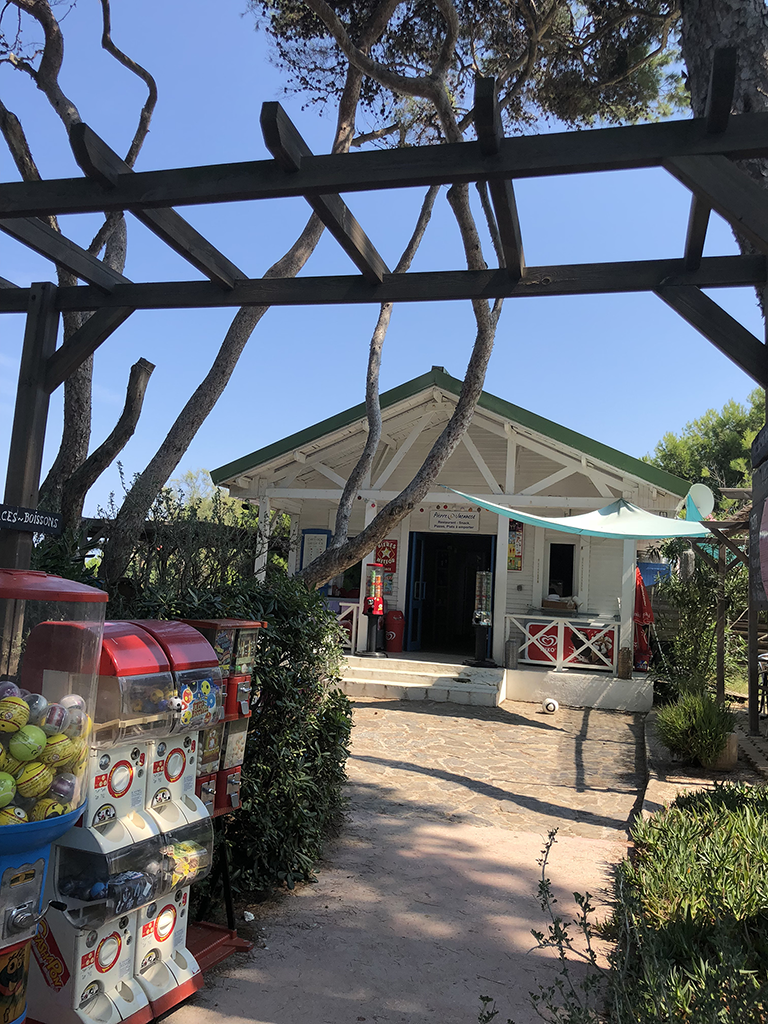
[634,566,654,625]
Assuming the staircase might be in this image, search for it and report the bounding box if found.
[340,654,505,706]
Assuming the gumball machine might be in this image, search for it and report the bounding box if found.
[127,622,223,832]
[361,563,385,657]
[0,569,107,1024]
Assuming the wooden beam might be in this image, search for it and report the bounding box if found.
[0,276,18,288]
[0,284,59,569]
[0,253,756,313]
[683,48,738,271]
[1,113,768,218]
[666,153,768,258]
[704,524,749,568]
[473,77,524,280]
[70,124,246,289]
[44,306,134,393]
[0,216,129,291]
[655,284,768,386]
[260,103,389,284]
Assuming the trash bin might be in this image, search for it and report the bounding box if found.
[385,610,405,653]
[505,639,519,669]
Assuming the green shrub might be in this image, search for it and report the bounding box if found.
[655,690,734,767]
[608,784,768,1022]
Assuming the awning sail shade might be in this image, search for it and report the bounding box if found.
[446,489,709,540]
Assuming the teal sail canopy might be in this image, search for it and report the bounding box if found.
[446,489,710,540]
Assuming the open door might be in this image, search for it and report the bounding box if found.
[405,532,425,651]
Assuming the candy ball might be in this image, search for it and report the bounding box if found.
[9,725,47,762]
[0,748,22,777]
[149,689,165,705]
[24,693,48,725]
[49,771,77,803]
[0,805,27,825]
[41,704,68,736]
[0,681,20,701]
[16,762,53,799]
[63,738,88,774]
[60,694,86,712]
[63,708,89,739]
[31,798,71,821]
[0,772,15,808]
[0,697,29,734]
[40,733,73,767]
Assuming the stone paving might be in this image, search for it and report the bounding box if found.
[346,696,645,839]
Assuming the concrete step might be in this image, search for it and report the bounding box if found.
[340,656,505,706]
[340,676,499,706]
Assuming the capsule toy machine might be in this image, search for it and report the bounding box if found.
[30,816,212,1024]
[127,622,223,833]
[0,569,107,1024]
[180,621,265,816]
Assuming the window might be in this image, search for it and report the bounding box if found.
[547,542,576,598]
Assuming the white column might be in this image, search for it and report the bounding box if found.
[532,528,545,608]
[254,497,271,580]
[286,514,300,576]
[493,426,516,665]
[355,500,378,652]
[578,536,591,611]
[619,538,637,657]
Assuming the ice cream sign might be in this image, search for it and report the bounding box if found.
[429,508,479,533]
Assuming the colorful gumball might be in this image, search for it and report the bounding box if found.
[0,747,21,777]
[49,771,77,803]
[31,797,71,821]
[0,681,20,701]
[63,738,88,775]
[41,704,68,736]
[0,697,29,734]
[60,694,86,712]
[0,772,15,808]
[9,725,47,762]
[63,707,88,739]
[0,805,27,825]
[15,761,53,799]
[24,693,49,725]
[39,733,74,767]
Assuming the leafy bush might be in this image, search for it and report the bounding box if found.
[138,572,351,894]
[608,784,768,1022]
[655,690,734,767]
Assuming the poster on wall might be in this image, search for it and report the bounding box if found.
[301,530,330,569]
[508,520,524,571]
[383,573,395,596]
[375,539,398,573]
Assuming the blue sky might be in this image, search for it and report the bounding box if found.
[0,0,762,513]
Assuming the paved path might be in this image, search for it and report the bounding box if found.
[346,697,645,840]
[173,697,646,1024]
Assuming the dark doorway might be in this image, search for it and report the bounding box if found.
[405,532,495,654]
[548,543,575,597]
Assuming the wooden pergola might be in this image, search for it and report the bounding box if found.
[2,49,768,730]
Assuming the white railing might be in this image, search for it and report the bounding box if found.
[336,601,359,651]
[505,613,618,673]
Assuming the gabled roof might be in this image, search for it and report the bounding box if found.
[211,367,688,496]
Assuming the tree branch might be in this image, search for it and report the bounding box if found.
[329,184,440,550]
[60,357,155,526]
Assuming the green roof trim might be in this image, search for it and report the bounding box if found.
[211,367,688,496]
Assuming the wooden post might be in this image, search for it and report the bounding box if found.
[749,551,760,735]
[619,538,637,671]
[716,542,726,704]
[0,283,59,570]
[254,496,271,581]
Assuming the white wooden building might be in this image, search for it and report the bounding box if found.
[213,367,688,709]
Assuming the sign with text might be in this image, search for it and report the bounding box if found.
[429,507,479,533]
[375,539,398,574]
[0,504,63,536]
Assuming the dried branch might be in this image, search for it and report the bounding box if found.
[330,183,441,549]
[61,358,156,527]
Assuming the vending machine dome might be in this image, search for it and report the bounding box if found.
[129,622,223,732]
[0,570,107,821]
[93,622,178,748]
[53,816,212,925]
